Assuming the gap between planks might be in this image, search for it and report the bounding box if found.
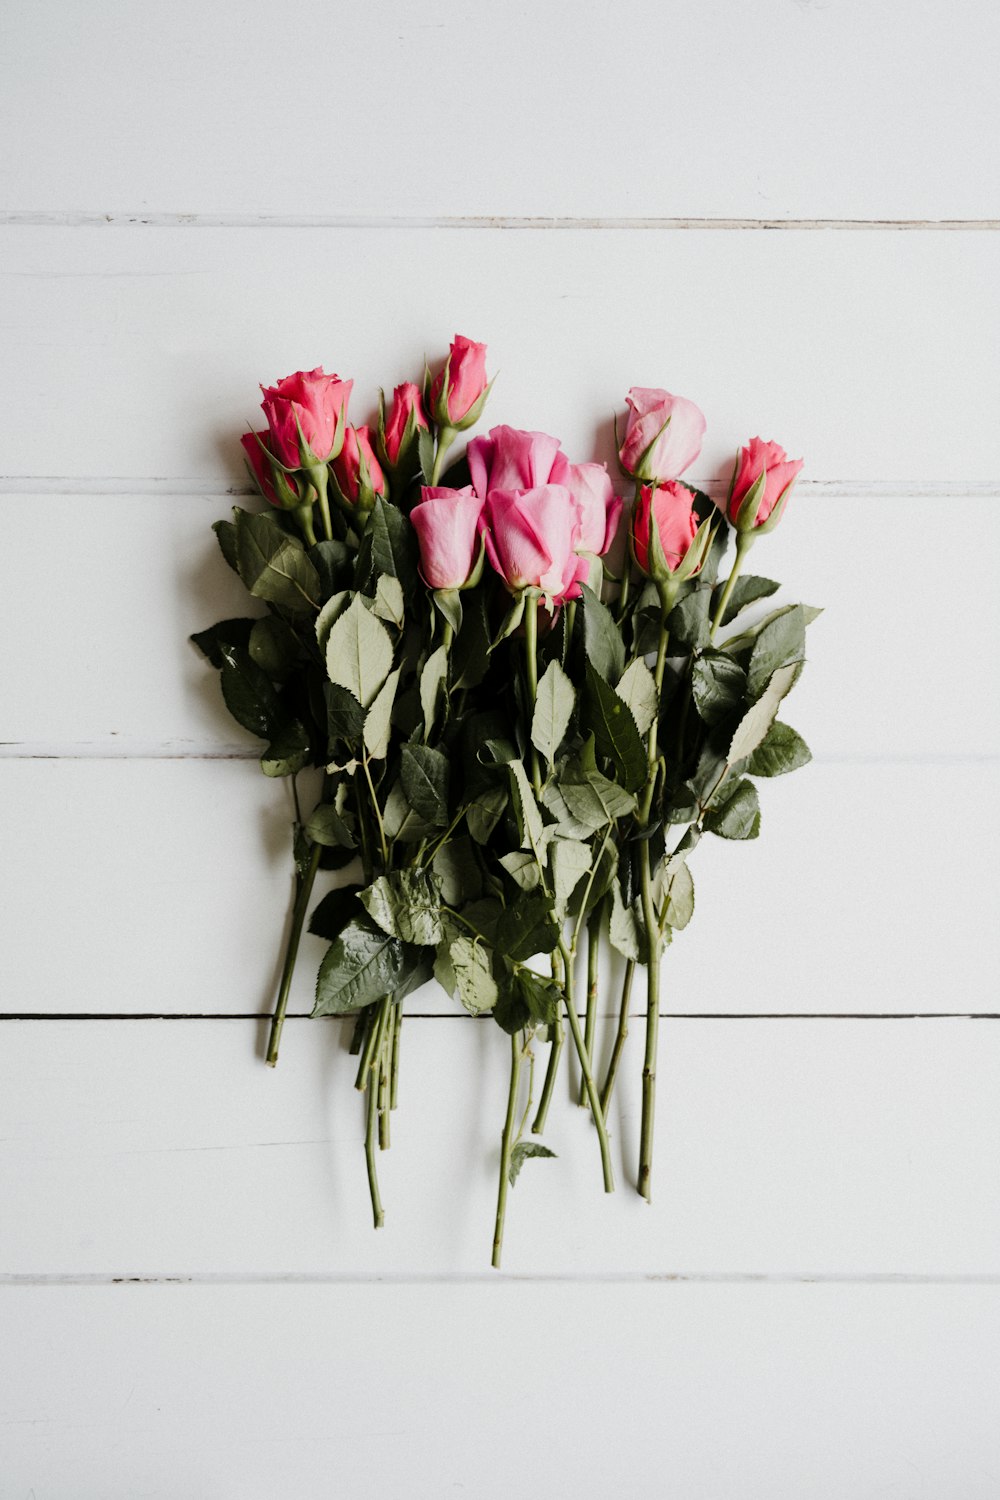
[2,211,1000,232]
[0,1271,997,1287]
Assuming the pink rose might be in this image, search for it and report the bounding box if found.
[410,486,485,590]
[332,425,386,509]
[430,335,490,428]
[727,437,803,532]
[241,430,286,507]
[631,482,701,577]
[383,382,428,468]
[618,387,706,483]
[259,367,352,468]
[566,462,622,556]
[468,426,571,498]
[481,485,588,604]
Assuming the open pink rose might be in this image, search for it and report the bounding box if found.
[260,367,352,468]
[618,387,706,483]
[566,462,622,555]
[384,382,428,467]
[430,335,489,427]
[468,426,571,498]
[410,486,484,590]
[332,425,386,507]
[727,437,803,531]
[481,485,588,604]
[632,482,701,577]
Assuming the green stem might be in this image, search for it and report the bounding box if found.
[361,753,390,871]
[599,958,634,1115]
[354,999,382,1091]
[578,914,601,1108]
[348,1006,371,1057]
[523,590,543,797]
[638,614,670,826]
[307,464,334,543]
[430,426,456,485]
[293,502,317,548]
[638,840,660,1203]
[710,530,754,640]
[389,1000,402,1109]
[532,950,564,1135]
[492,1030,523,1269]
[560,939,615,1193]
[365,1056,385,1229]
[265,840,322,1067]
[378,1000,391,1150]
[616,566,631,624]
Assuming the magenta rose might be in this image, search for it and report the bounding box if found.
[566,462,622,556]
[727,437,803,532]
[430,335,490,429]
[631,482,702,577]
[259,367,352,468]
[332,425,386,509]
[241,430,286,507]
[410,486,485,590]
[383,382,428,468]
[481,485,588,604]
[618,387,706,483]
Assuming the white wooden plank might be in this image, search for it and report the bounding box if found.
[0,1018,997,1275]
[2,760,995,1017]
[2,0,999,221]
[1,228,997,486]
[3,1283,1000,1499]
[3,490,998,758]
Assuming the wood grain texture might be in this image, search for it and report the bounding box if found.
[1,227,997,486]
[2,0,999,222]
[0,1018,997,1276]
[3,759,995,1017]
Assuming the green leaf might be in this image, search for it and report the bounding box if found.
[656,859,695,930]
[400,743,450,827]
[433,587,463,637]
[747,721,812,778]
[515,968,562,1026]
[312,916,408,1016]
[608,880,643,962]
[440,935,497,1016]
[704,778,760,840]
[543,742,636,835]
[746,605,806,698]
[305,803,356,849]
[614,659,657,736]
[451,592,491,690]
[218,644,281,739]
[308,884,362,941]
[580,584,625,685]
[499,851,542,892]
[691,650,748,726]
[419,645,449,736]
[417,427,436,484]
[234,509,320,616]
[315,591,351,654]
[249,616,303,679]
[382,781,436,843]
[715,574,779,627]
[497,890,559,963]
[508,759,545,851]
[549,837,592,917]
[363,667,400,761]
[190,617,255,669]
[667,586,711,653]
[366,498,418,594]
[360,870,443,946]
[432,836,483,906]
[728,662,801,765]
[508,1140,557,1187]
[309,538,351,599]
[213,518,240,573]
[325,595,394,709]
[373,574,405,627]
[325,681,364,745]
[582,665,647,794]
[261,718,311,777]
[466,784,508,845]
[531,659,575,765]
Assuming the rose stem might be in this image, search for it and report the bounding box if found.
[709,531,754,640]
[348,1007,371,1056]
[578,915,601,1107]
[266,840,323,1067]
[532,949,564,1135]
[354,1001,382,1091]
[492,1031,523,1269]
[559,939,615,1193]
[522,591,544,798]
[378,998,391,1150]
[307,464,334,543]
[599,958,634,1115]
[365,1057,385,1230]
[429,426,456,485]
[389,999,402,1110]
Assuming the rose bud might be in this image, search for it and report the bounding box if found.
[618,387,706,484]
[259,367,352,469]
[565,462,623,557]
[631,481,715,601]
[429,335,491,431]
[380,381,429,476]
[332,425,387,512]
[410,486,485,591]
[481,485,588,606]
[241,430,318,545]
[727,437,803,534]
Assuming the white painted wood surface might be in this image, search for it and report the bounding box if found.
[2,0,998,1491]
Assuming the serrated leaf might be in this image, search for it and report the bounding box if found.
[667,586,711,653]
[581,584,625,684]
[325,681,364,745]
[419,645,449,735]
[373,574,405,627]
[249,616,302,678]
[417,426,436,484]
[747,721,812,777]
[691,650,748,727]
[261,718,311,777]
[531,659,575,764]
[704,778,760,840]
[400,743,450,827]
[728,662,800,765]
[543,758,636,836]
[549,837,592,917]
[360,871,443,946]
[582,664,647,794]
[367,498,418,593]
[315,591,350,654]
[308,884,362,942]
[213,518,239,573]
[656,859,695,930]
[500,851,542,892]
[382,780,436,843]
[466,783,508,845]
[444,935,498,1016]
[312,916,408,1016]
[451,592,490,690]
[190,617,254,669]
[326,595,394,709]
[234,509,320,616]
[508,759,545,851]
[508,1140,557,1186]
[514,968,562,1026]
[716,574,780,627]
[746,605,806,697]
[305,802,356,849]
[308,538,351,598]
[608,879,643,962]
[218,643,282,739]
[497,890,559,963]
[432,835,483,906]
[614,659,657,736]
[363,667,400,760]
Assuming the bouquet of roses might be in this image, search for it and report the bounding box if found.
[192,336,814,1266]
